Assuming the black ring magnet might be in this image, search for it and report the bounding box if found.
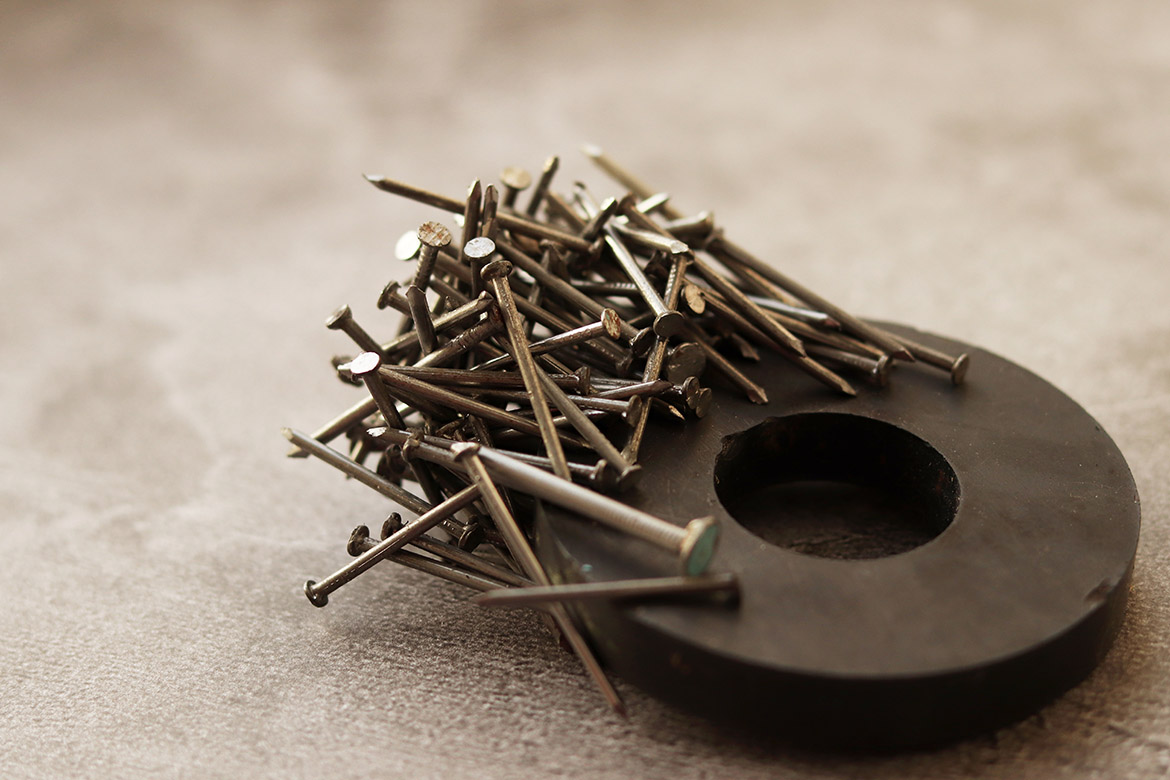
[534,323,1140,749]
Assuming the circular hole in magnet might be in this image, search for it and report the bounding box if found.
[714,413,959,560]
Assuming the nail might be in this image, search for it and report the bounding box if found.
[365,174,592,253]
[635,192,672,216]
[604,225,686,338]
[663,342,707,383]
[542,191,587,231]
[480,254,573,481]
[395,231,421,261]
[874,328,969,385]
[303,485,481,606]
[579,196,621,243]
[474,572,740,609]
[473,309,623,372]
[578,149,913,359]
[711,240,914,361]
[609,220,690,257]
[377,366,589,450]
[379,513,532,587]
[747,294,840,330]
[405,285,437,354]
[621,249,691,461]
[283,427,432,514]
[347,525,509,593]
[683,326,769,404]
[480,184,500,241]
[450,442,626,716]
[347,351,405,429]
[382,365,586,393]
[325,304,384,359]
[534,365,641,489]
[524,156,559,217]
[580,145,663,214]
[499,166,532,209]
[492,239,641,346]
[806,344,892,388]
[414,221,453,291]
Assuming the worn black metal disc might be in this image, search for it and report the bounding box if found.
[534,323,1140,749]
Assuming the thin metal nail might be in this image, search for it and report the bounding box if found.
[405,285,437,354]
[663,342,707,383]
[450,442,626,716]
[347,526,509,593]
[414,221,453,291]
[303,485,481,606]
[480,184,500,241]
[525,156,559,217]
[499,166,532,210]
[474,572,740,609]
[365,174,592,253]
[325,304,385,359]
[480,255,574,480]
[282,427,431,515]
[473,309,623,372]
[348,351,405,429]
[379,513,532,587]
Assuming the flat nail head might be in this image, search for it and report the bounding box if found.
[680,516,720,577]
[464,236,496,260]
[418,221,453,248]
[325,305,352,329]
[347,351,382,377]
[630,328,656,357]
[395,231,421,261]
[652,310,687,338]
[951,353,970,385]
[480,259,513,281]
[500,166,532,191]
[347,525,371,557]
[377,280,401,309]
[304,580,329,608]
[601,309,622,340]
[450,441,482,461]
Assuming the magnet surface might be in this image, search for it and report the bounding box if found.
[535,323,1140,749]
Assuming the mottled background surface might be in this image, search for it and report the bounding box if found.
[2,1,1168,777]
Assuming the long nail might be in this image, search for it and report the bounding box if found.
[377,366,588,450]
[326,304,385,359]
[579,148,913,359]
[603,226,686,338]
[450,442,626,716]
[347,526,509,593]
[379,514,532,587]
[303,485,481,606]
[282,427,431,515]
[524,156,559,217]
[405,285,437,354]
[473,309,623,372]
[474,572,740,609]
[365,174,592,253]
[414,221,453,291]
[534,366,641,489]
[347,351,405,429]
[499,166,532,210]
[480,254,574,480]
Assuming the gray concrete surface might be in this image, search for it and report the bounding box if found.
[2,1,1168,777]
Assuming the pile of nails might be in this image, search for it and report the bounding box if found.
[283,146,970,714]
